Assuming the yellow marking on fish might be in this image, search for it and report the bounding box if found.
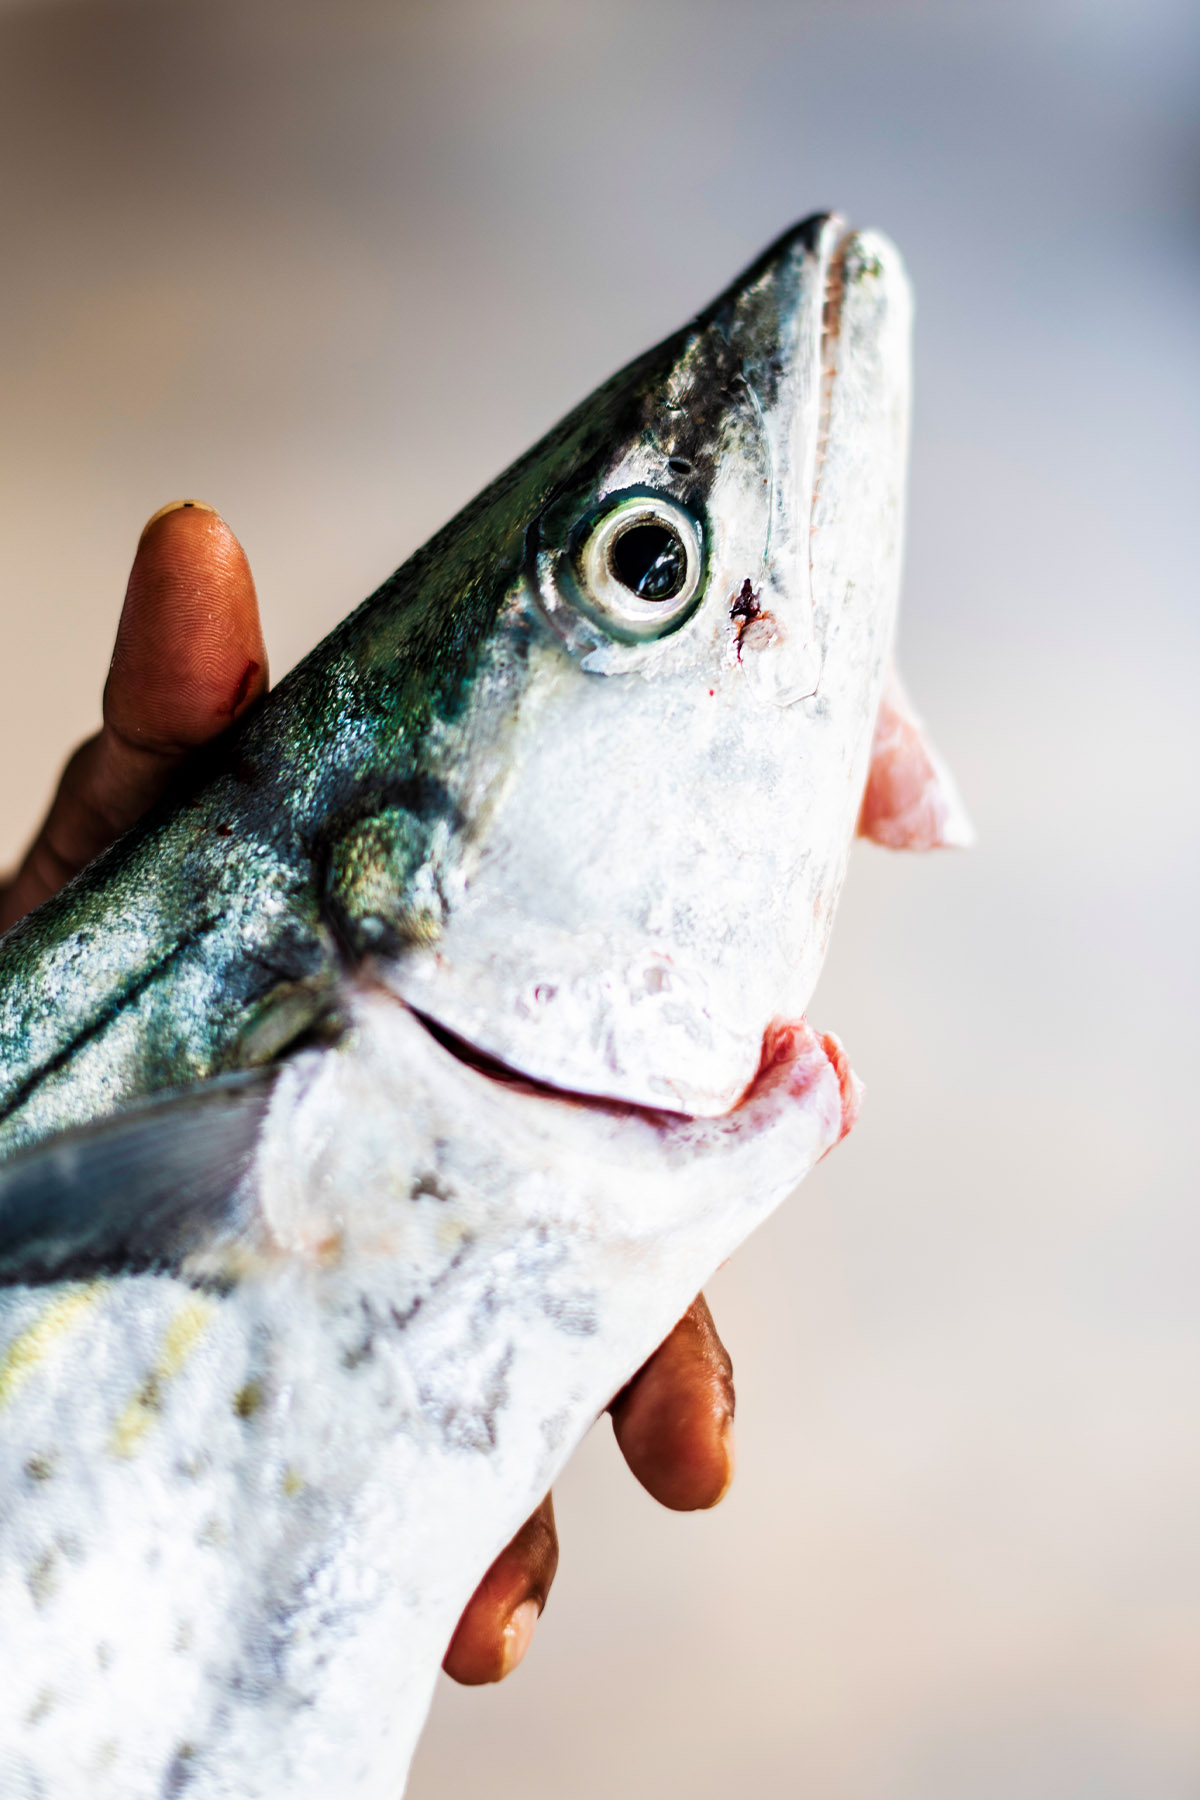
[110,1296,215,1457]
[0,1287,103,1413]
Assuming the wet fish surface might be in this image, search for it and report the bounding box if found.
[0,214,964,1798]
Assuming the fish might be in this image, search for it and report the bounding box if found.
[0,213,965,1799]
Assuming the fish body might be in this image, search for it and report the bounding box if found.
[0,216,944,1797]
[0,1001,854,1799]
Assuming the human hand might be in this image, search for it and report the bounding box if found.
[0,500,737,1683]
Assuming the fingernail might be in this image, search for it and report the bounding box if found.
[499,1598,539,1678]
[138,498,218,544]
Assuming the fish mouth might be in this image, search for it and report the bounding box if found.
[410,1004,861,1139]
[411,1006,682,1118]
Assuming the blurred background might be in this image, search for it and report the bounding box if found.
[1,0,1198,1793]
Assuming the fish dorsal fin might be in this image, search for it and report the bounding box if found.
[0,1070,276,1286]
[858,664,974,850]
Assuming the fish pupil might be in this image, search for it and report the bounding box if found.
[611,523,686,601]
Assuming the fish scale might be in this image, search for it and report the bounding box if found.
[0,216,965,1795]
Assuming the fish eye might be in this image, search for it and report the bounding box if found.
[570,493,704,642]
[611,522,687,601]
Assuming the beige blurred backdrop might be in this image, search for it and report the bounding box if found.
[1,0,1198,1794]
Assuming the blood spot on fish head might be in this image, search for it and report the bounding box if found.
[730,579,779,659]
[730,579,761,629]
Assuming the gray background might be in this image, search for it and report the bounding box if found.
[0,1,1197,1794]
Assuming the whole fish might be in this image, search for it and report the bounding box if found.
[0,214,965,1798]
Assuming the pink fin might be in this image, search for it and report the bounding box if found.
[858,666,974,851]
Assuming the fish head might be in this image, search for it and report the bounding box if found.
[326,215,912,1117]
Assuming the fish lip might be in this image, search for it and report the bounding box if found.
[407,1003,858,1139]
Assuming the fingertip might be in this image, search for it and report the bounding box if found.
[106,500,268,755]
[441,1495,557,1686]
[611,1297,736,1512]
[614,1395,736,1513]
[444,1593,543,1687]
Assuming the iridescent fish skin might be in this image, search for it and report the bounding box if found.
[0,217,954,1798]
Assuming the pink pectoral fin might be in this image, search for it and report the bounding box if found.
[857,666,974,851]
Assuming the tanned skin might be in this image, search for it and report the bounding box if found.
[0,501,737,1685]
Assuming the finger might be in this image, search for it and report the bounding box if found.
[104,499,267,758]
[442,1493,558,1686]
[0,500,266,929]
[609,1293,735,1511]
